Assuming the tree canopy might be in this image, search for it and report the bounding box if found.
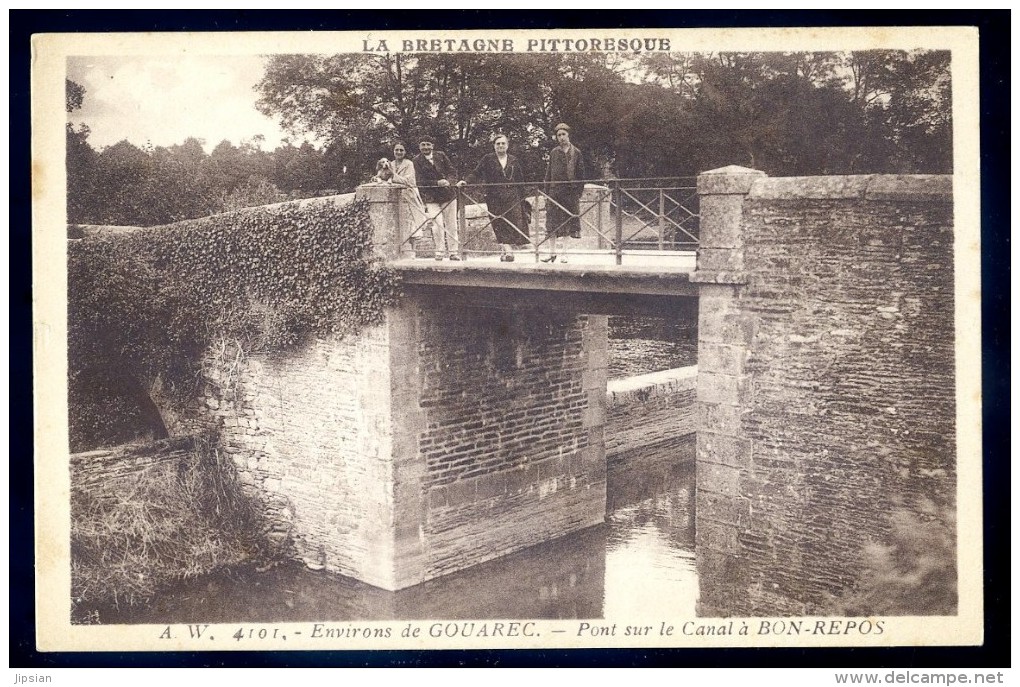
[255,50,951,180]
[67,50,952,227]
[66,81,345,226]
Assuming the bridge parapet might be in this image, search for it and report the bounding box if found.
[355,183,414,261]
[356,178,697,263]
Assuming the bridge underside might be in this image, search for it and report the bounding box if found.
[402,283,698,318]
[394,261,699,316]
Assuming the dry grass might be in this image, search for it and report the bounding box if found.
[71,437,275,619]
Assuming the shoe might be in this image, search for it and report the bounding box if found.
[435,254,444,261]
[448,254,461,261]
[569,231,581,239]
[504,254,514,262]
[499,254,509,262]
[541,255,557,263]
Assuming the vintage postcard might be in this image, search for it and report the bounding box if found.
[32,26,982,653]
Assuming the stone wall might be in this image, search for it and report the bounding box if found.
[389,294,608,588]
[186,291,608,590]
[70,436,197,488]
[693,168,956,616]
[186,320,400,586]
[606,366,697,465]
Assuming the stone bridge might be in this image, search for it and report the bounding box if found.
[183,166,955,616]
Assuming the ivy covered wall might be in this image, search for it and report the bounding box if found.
[67,197,399,451]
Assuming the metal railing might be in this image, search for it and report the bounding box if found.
[391,177,699,264]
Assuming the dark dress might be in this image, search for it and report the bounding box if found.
[464,153,531,246]
[544,144,587,239]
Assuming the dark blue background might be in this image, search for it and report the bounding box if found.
[10,9,1009,669]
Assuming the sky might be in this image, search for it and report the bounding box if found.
[66,55,312,153]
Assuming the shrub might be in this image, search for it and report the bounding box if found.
[214,176,284,214]
[68,197,399,450]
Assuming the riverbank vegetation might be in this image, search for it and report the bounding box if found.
[71,437,273,621]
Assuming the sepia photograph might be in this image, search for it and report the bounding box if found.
[27,22,988,657]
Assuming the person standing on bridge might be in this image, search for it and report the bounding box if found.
[387,142,428,248]
[414,136,461,261]
[543,123,588,264]
[457,133,532,262]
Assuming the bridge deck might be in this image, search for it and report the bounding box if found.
[392,250,698,297]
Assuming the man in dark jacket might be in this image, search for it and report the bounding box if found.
[414,137,460,260]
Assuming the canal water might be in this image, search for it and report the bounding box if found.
[95,435,696,624]
[92,316,698,624]
[607,314,697,379]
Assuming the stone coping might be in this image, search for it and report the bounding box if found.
[606,365,698,407]
[696,168,952,201]
[749,174,951,201]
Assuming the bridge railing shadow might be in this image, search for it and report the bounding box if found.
[390,178,699,264]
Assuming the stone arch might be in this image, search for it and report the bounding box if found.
[68,363,169,452]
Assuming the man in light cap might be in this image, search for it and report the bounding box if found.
[542,123,587,263]
[414,135,461,260]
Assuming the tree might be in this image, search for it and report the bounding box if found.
[91,140,152,224]
[66,79,96,223]
[215,176,283,213]
[255,53,636,181]
[644,51,951,176]
[66,79,85,113]
[273,141,328,193]
[847,50,952,173]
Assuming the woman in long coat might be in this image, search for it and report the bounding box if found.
[459,134,531,261]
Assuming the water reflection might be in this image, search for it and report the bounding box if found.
[92,436,697,624]
[605,438,698,619]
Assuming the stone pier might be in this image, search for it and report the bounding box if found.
[195,289,609,591]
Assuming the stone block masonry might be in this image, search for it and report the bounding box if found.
[606,366,697,465]
[693,169,955,616]
[185,289,609,591]
[186,319,401,587]
[395,294,608,587]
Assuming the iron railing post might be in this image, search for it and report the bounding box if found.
[456,187,466,261]
[658,188,665,251]
[596,187,605,251]
[613,181,623,266]
[533,190,541,263]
